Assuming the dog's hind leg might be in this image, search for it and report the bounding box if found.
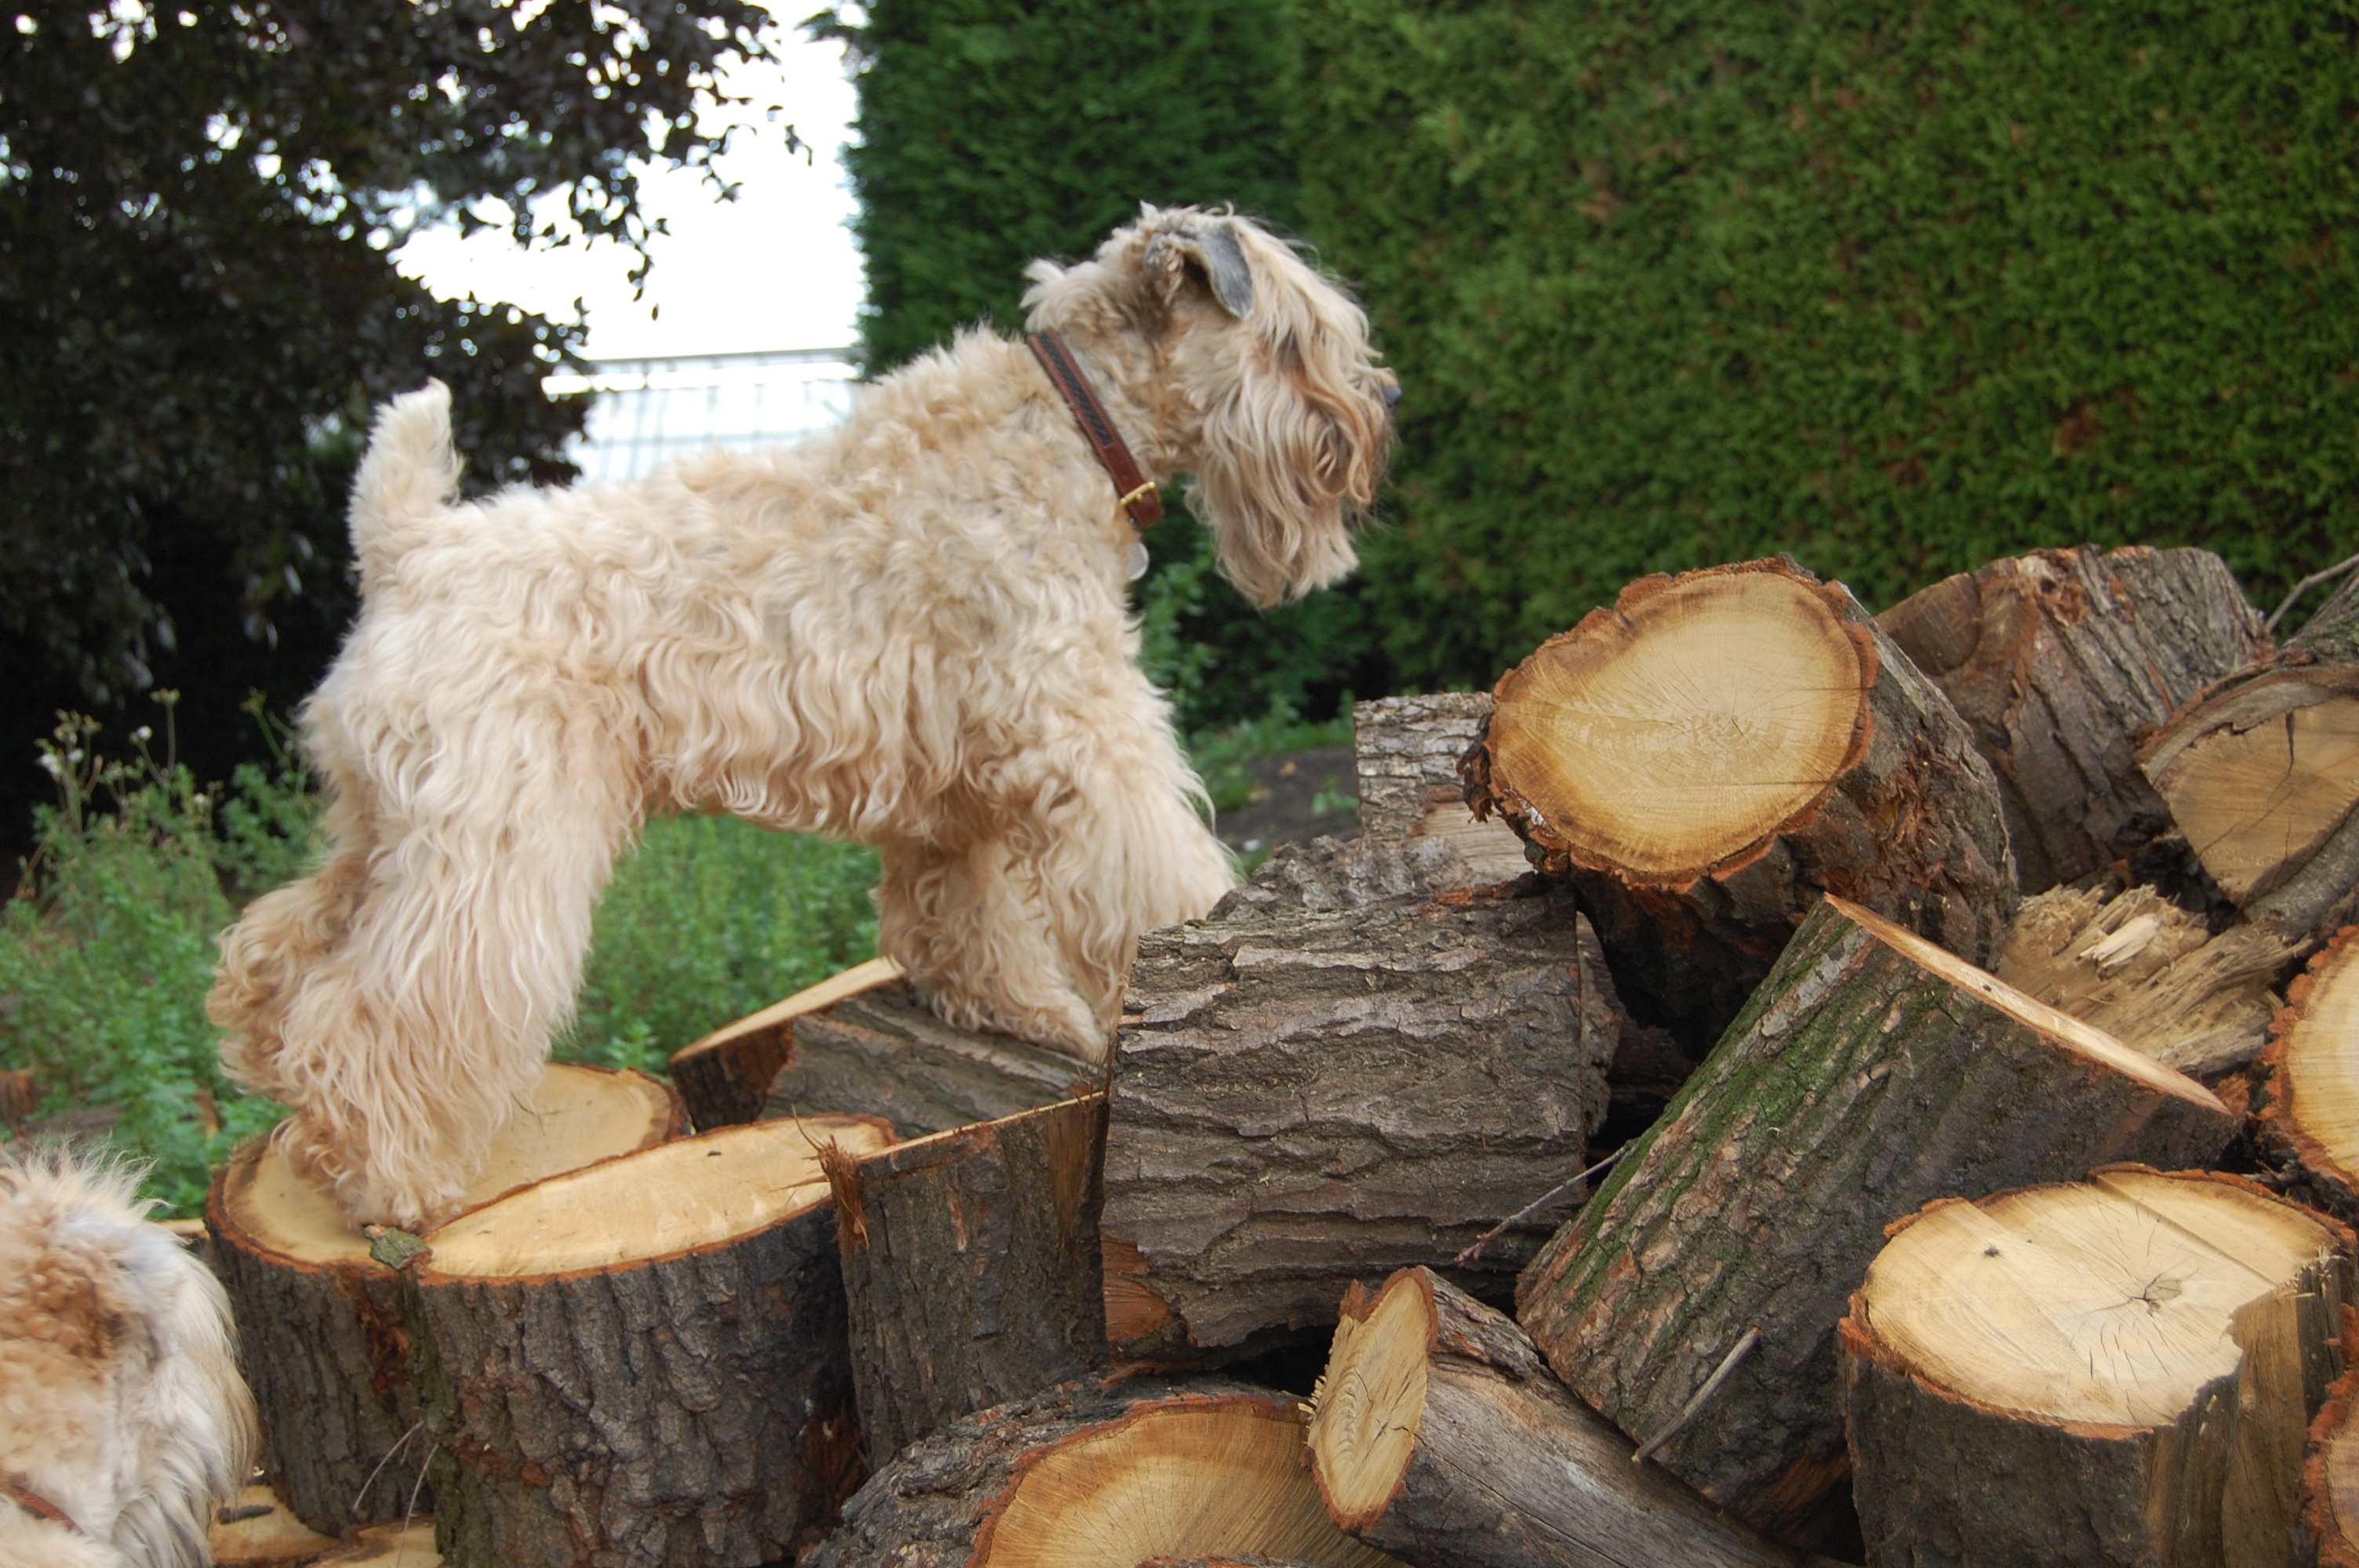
[876,834,1107,1055]
[225,694,642,1227]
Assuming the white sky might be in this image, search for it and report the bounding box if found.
[395,18,865,359]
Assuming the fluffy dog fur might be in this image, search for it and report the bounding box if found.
[0,1149,256,1568]
[208,205,1396,1228]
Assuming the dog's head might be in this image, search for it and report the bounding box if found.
[1023,205,1398,608]
[0,1149,256,1568]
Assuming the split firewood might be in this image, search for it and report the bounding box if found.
[2253,930,2359,1225]
[1881,545,2265,890]
[1997,882,2303,1077]
[1353,691,1528,880]
[411,1112,893,1568]
[825,1093,1109,1468]
[313,1522,441,1566]
[1517,894,2240,1550]
[805,1381,1398,1568]
[670,955,903,1130]
[207,1484,340,1568]
[1464,556,2016,1051]
[1307,1268,1833,1568]
[1840,1166,2353,1568]
[205,1062,681,1532]
[764,978,1087,1134]
[1103,877,1619,1364]
[2141,576,2359,938]
[2299,1309,2359,1567]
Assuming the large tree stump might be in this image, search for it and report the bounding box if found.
[805,1381,1398,1568]
[1839,1167,2353,1568]
[1516,894,2239,1550]
[825,1093,1109,1469]
[1307,1268,1831,1568]
[1881,545,2265,890]
[1352,692,1528,880]
[413,1112,895,1568]
[1103,876,1621,1364]
[1465,556,2016,1051]
[2140,582,2359,938]
[205,1063,681,1532]
[765,978,1086,1134]
[2255,930,2359,1224]
[670,956,903,1131]
[1997,882,2303,1077]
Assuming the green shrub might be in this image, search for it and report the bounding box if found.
[565,817,881,1074]
[0,703,309,1214]
[1292,0,2357,689]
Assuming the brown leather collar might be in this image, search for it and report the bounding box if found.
[1027,330,1162,532]
[4,1477,80,1534]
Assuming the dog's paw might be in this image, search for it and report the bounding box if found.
[914,977,1110,1065]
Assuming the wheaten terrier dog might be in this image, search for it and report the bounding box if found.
[0,1149,256,1568]
[209,205,1396,1227]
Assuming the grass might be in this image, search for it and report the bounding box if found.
[0,697,1330,1214]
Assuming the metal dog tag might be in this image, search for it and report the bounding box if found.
[1128,539,1150,582]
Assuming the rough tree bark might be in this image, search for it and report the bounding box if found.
[412,1113,895,1568]
[1352,692,1528,880]
[1464,557,2016,1051]
[1880,545,2266,891]
[765,979,1088,1134]
[204,1064,680,1532]
[669,956,903,1131]
[824,1093,1109,1469]
[1840,1167,2353,1568]
[2254,930,2359,1225]
[1997,882,2303,1078]
[1517,895,2240,1551]
[1307,1268,1835,1568]
[1102,875,1621,1364]
[805,1381,1398,1568]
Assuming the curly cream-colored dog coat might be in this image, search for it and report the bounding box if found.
[208,206,1398,1228]
[0,1150,256,1568]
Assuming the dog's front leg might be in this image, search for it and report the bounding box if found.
[876,834,1107,1058]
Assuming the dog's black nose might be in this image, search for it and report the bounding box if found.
[1381,382,1403,413]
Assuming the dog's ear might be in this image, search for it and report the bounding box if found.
[1146,218,1256,318]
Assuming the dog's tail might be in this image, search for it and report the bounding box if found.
[350,379,463,593]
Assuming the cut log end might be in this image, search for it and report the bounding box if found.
[2151,691,2359,907]
[420,1110,894,1279]
[314,1522,441,1566]
[973,1401,1400,1568]
[1484,562,1874,881]
[1844,1167,2354,1568]
[2259,929,2359,1222]
[1307,1275,1432,1531]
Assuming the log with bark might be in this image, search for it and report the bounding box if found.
[1307,1267,1834,1568]
[0,1066,36,1129]
[764,978,1088,1134]
[1997,881,2303,1077]
[825,1093,1109,1469]
[2254,930,2359,1225]
[1516,894,2241,1551]
[805,1381,1400,1568]
[670,956,903,1131]
[1880,545,2265,891]
[1352,691,1528,880]
[205,1062,681,1532]
[410,1112,895,1568]
[1102,875,1621,1365]
[2299,1308,2359,1568]
[2140,576,2359,938]
[1839,1166,2353,1568]
[1464,556,2016,1051]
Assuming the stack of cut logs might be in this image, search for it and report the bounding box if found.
[209,546,2359,1568]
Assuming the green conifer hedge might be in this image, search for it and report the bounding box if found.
[1293,0,2359,688]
